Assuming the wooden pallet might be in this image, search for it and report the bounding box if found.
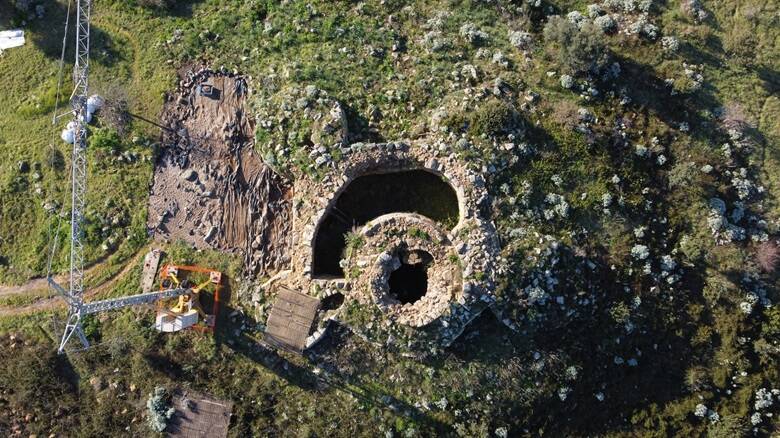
[264,286,320,353]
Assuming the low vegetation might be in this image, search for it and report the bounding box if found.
[0,0,777,436]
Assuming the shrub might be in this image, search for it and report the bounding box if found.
[661,36,680,53]
[508,30,532,50]
[543,16,608,74]
[469,99,520,137]
[146,386,175,432]
[560,74,575,89]
[90,128,122,151]
[756,241,779,273]
[594,15,617,33]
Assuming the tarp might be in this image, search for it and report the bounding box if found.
[0,30,25,50]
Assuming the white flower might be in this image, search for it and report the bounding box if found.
[694,403,708,417]
[595,392,605,401]
[754,388,775,410]
[750,412,762,425]
[560,74,574,89]
[495,427,508,438]
[595,14,617,32]
[614,356,625,365]
[631,244,650,260]
[602,193,613,207]
[635,144,650,158]
[661,36,679,53]
[508,30,533,50]
[587,4,603,18]
[558,386,570,401]
[660,255,676,271]
[707,410,719,423]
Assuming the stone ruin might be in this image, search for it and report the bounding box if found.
[268,139,501,348]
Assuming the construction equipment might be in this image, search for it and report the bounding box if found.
[154,264,223,333]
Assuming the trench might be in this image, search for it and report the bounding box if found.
[312,169,459,277]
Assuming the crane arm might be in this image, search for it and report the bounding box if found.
[81,288,190,315]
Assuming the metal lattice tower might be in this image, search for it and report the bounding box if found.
[52,0,92,354]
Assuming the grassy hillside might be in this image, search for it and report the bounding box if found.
[0,0,777,436]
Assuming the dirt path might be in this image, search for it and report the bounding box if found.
[0,248,148,317]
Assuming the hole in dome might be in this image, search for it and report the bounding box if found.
[389,262,428,304]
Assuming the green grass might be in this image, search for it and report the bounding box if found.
[0,0,778,436]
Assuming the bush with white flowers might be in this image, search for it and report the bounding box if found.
[595,15,617,33]
[460,23,489,45]
[631,244,650,260]
[661,36,679,53]
[508,30,532,50]
[560,74,575,89]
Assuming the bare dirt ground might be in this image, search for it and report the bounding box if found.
[0,248,147,317]
[148,68,292,278]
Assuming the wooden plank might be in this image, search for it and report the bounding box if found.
[264,286,320,352]
[168,390,233,438]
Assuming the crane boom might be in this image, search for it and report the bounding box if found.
[81,288,190,315]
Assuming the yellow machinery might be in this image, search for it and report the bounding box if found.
[154,264,222,333]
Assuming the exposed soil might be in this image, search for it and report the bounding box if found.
[148,68,292,277]
[0,247,147,317]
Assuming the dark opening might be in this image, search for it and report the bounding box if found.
[321,292,345,311]
[313,170,459,277]
[389,262,428,304]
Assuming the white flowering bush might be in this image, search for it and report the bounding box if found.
[587,4,603,18]
[567,11,586,26]
[631,244,650,260]
[629,16,658,40]
[560,74,575,89]
[707,197,746,243]
[459,23,489,45]
[754,387,776,410]
[595,15,617,33]
[681,0,708,22]
[661,36,679,53]
[544,193,570,219]
[508,30,532,50]
[422,31,449,53]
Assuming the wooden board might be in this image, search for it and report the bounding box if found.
[264,286,320,353]
[168,390,233,438]
[141,249,163,293]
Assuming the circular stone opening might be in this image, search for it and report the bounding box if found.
[389,250,432,304]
